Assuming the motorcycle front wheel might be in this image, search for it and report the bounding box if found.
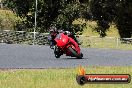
[54,46,61,58]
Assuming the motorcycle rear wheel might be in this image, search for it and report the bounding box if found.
[68,47,83,59]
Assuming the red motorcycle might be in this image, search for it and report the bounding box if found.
[53,33,83,59]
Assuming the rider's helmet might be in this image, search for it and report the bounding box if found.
[49,26,58,37]
[65,31,71,35]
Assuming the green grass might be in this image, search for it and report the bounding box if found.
[0,66,132,88]
[79,36,132,50]
[73,19,132,50]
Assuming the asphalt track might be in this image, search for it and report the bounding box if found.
[0,44,132,68]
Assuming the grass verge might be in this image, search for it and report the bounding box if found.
[74,19,132,50]
[0,66,132,88]
[79,36,132,50]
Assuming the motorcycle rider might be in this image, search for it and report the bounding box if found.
[48,26,80,49]
[47,26,58,49]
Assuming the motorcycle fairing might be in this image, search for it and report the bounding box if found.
[55,33,69,47]
[54,32,81,57]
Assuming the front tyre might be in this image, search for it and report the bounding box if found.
[68,47,83,59]
[55,54,60,58]
[54,46,61,58]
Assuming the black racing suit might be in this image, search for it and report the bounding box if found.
[48,32,57,49]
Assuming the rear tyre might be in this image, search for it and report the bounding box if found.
[80,53,83,58]
[68,47,83,59]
